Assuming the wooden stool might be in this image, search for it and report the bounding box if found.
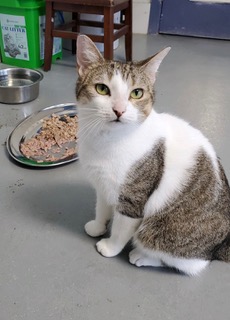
[44,0,133,71]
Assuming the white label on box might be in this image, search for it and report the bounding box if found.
[0,14,29,61]
[39,15,62,60]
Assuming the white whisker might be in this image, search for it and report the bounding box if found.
[78,107,97,112]
[79,115,97,121]
[78,117,98,136]
[80,120,101,145]
[79,117,104,145]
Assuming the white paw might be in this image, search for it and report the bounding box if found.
[129,248,162,267]
[96,239,121,257]
[84,220,107,237]
[129,248,144,267]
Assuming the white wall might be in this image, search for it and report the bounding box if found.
[133,0,151,34]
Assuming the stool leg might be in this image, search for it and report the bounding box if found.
[125,0,133,61]
[72,12,80,55]
[104,7,114,60]
[44,2,54,71]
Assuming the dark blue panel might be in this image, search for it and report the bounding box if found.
[159,0,230,39]
[148,0,162,34]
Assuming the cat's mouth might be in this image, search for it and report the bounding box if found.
[110,118,122,123]
[111,119,124,124]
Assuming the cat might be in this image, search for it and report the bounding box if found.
[4,34,21,58]
[75,35,230,276]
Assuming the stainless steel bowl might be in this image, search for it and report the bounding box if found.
[0,68,43,104]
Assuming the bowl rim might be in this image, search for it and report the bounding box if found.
[0,67,44,89]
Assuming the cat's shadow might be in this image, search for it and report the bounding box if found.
[19,181,123,250]
[20,182,132,265]
[20,181,95,237]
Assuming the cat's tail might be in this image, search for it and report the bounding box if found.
[213,235,230,262]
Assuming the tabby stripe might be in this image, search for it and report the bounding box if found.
[117,139,165,218]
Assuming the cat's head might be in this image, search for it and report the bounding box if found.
[76,35,170,133]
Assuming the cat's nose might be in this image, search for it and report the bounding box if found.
[113,108,125,118]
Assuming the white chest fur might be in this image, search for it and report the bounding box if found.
[78,111,165,204]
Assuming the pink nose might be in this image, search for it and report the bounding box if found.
[113,108,125,118]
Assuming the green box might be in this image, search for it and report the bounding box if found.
[0,0,62,68]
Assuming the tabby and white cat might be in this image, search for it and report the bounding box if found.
[75,35,230,276]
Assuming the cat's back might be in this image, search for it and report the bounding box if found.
[159,112,218,165]
[137,111,227,220]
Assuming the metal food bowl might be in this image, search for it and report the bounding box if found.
[0,68,43,104]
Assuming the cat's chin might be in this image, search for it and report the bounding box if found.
[107,119,137,129]
[101,120,140,137]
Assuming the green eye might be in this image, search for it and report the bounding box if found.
[130,88,144,99]
[95,84,110,95]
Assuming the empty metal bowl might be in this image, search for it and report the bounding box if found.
[0,68,43,104]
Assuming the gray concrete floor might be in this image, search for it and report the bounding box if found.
[0,34,230,320]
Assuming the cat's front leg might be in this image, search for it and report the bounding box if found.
[85,192,112,237]
[96,212,141,257]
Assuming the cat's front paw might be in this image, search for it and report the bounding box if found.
[96,239,121,257]
[84,220,107,237]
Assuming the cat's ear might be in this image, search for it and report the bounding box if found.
[140,47,171,82]
[76,35,104,76]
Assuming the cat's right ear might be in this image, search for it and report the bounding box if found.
[76,35,104,77]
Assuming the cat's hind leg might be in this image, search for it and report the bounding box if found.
[131,242,210,276]
[129,247,209,275]
[134,211,216,276]
[129,248,163,267]
[85,192,113,237]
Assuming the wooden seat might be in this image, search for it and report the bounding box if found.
[44,0,133,71]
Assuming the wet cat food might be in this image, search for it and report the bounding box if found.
[20,114,78,162]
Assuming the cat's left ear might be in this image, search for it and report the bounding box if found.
[76,35,104,77]
[141,47,171,82]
